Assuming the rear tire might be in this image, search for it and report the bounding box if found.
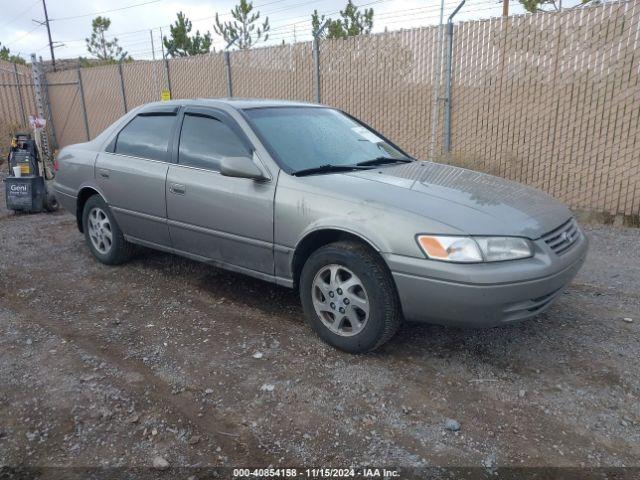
[82,195,133,265]
[45,193,59,212]
[300,240,402,353]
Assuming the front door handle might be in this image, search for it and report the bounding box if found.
[169,183,186,195]
[98,168,110,178]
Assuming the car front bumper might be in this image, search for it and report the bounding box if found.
[385,230,588,327]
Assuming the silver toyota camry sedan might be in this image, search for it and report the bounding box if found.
[53,99,588,353]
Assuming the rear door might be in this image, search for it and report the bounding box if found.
[96,107,178,247]
[166,107,275,276]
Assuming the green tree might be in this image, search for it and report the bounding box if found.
[311,0,374,39]
[85,16,129,63]
[0,42,26,64]
[163,12,212,57]
[519,0,598,13]
[213,0,270,50]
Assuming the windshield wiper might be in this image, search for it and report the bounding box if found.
[292,164,371,177]
[356,157,413,167]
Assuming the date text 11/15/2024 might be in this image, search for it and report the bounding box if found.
[233,468,401,478]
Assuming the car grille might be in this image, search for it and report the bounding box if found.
[542,218,580,255]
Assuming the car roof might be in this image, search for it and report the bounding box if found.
[140,98,324,111]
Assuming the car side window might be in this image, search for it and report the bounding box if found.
[115,114,175,161]
[178,114,250,171]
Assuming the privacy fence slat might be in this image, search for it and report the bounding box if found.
[46,69,85,148]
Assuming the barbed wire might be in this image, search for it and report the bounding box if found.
[7,0,524,60]
[54,0,502,59]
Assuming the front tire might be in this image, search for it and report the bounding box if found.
[82,195,133,265]
[300,240,402,353]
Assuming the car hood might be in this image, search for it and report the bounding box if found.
[336,161,572,238]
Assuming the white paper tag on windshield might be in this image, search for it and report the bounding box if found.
[352,126,382,143]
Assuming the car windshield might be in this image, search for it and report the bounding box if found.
[242,107,411,174]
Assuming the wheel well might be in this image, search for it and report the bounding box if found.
[291,229,382,290]
[76,187,100,232]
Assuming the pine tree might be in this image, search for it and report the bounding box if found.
[163,12,213,57]
[311,0,373,39]
[213,0,270,50]
[0,42,26,64]
[85,16,129,63]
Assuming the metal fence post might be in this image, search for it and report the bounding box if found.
[13,63,27,126]
[312,20,329,104]
[224,51,233,97]
[312,39,320,103]
[164,58,172,97]
[76,66,90,141]
[118,62,128,113]
[429,0,446,158]
[444,0,466,153]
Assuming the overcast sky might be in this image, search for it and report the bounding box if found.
[1,0,574,61]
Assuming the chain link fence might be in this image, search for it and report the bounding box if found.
[0,59,37,160]
[170,54,227,99]
[46,69,86,148]
[321,28,441,165]
[0,0,638,219]
[447,0,639,218]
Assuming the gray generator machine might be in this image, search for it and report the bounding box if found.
[4,133,58,213]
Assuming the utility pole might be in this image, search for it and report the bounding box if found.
[41,0,56,71]
[502,0,509,17]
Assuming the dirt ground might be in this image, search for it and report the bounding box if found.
[0,175,639,478]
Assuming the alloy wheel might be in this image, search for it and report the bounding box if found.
[311,264,370,337]
[87,207,113,254]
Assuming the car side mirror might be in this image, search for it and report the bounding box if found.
[219,155,266,180]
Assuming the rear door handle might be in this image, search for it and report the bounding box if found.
[169,183,186,195]
[98,168,110,178]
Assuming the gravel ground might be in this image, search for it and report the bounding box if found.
[0,177,639,477]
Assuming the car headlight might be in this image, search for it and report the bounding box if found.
[417,235,533,263]
[474,237,533,262]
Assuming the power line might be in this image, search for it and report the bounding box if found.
[273,0,503,34]
[55,0,387,45]
[260,0,501,43]
[0,0,41,29]
[268,0,390,30]
[49,0,163,22]
[4,25,41,47]
[265,0,493,34]
[263,0,474,35]
[379,4,505,27]
[52,0,499,58]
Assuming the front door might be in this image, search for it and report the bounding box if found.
[96,110,178,247]
[166,107,275,276]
